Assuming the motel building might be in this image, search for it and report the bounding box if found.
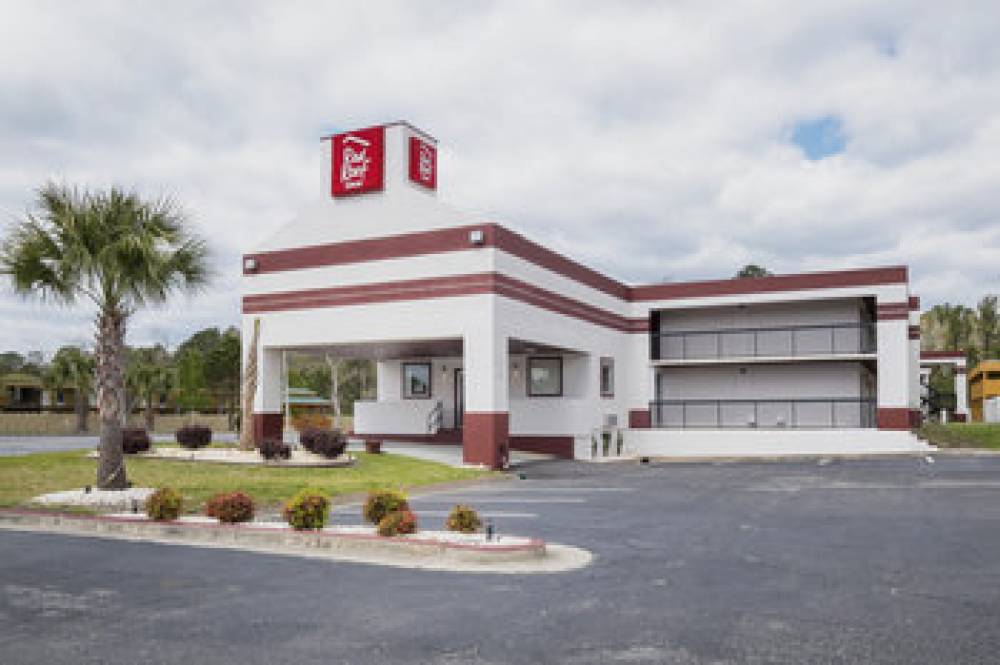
[241,121,932,469]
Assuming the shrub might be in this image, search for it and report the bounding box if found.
[377,509,418,537]
[445,504,482,534]
[122,428,151,455]
[291,412,332,432]
[257,439,291,461]
[175,425,212,449]
[204,491,254,524]
[362,489,409,525]
[283,489,330,530]
[300,427,347,459]
[146,487,183,521]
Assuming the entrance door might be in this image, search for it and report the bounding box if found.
[454,368,465,429]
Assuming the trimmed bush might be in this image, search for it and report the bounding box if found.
[362,489,409,525]
[146,487,183,521]
[300,427,347,459]
[283,489,330,530]
[257,439,291,461]
[445,504,482,534]
[176,425,212,449]
[122,428,151,455]
[377,509,418,537]
[204,491,254,524]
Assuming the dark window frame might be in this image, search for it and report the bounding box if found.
[401,362,433,400]
[600,357,615,398]
[527,356,563,397]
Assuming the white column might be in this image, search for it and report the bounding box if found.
[876,304,910,428]
[256,348,283,414]
[955,367,969,418]
[464,329,508,412]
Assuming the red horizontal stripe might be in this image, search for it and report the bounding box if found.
[244,224,908,302]
[243,272,650,333]
[633,266,909,301]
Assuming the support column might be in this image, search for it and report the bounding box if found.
[907,298,922,427]
[462,327,509,469]
[876,300,911,429]
[251,347,283,445]
[955,365,969,421]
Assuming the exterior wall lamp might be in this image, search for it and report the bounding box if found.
[243,257,259,273]
[469,229,484,246]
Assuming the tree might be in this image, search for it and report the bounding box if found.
[977,296,999,360]
[735,264,772,279]
[204,327,240,429]
[127,346,174,431]
[45,346,95,433]
[0,183,209,488]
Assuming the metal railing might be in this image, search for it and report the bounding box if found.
[426,400,444,434]
[653,322,876,361]
[649,398,877,429]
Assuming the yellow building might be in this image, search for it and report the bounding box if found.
[969,360,1000,422]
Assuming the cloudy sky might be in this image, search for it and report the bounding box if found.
[2,1,999,356]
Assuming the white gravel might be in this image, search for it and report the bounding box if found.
[32,487,155,510]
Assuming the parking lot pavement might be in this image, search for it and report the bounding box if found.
[4,454,1000,664]
[0,433,237,456]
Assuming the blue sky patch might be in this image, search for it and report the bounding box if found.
[792,115,847,160]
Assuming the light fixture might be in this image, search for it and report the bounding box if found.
[243,257,259,273]
[469,229,484,246]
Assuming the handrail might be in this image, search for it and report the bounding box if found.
[653,321,876,361]
[649,398,877,429]
[426,399,444,434]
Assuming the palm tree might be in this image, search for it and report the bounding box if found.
[127,346,175,432]
[45,346,95,433]
[0,183,209,488]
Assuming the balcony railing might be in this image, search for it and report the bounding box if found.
[649,398,877,429]
[652,322,876,361]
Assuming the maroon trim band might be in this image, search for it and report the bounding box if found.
[908,325,921,340]
[920,350,966,360]
[876,302,910,320]
[631,266,908,301]
[908,296,920,311]
[244,224,907,303]
[243,272,650,333]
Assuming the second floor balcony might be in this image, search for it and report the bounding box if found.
[652,321,877,363]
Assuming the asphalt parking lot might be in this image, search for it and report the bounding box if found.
[3,454,1000,664]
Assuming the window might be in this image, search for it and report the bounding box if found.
[528,357,562,397]
[600,358,614,397]
[402,362,432,399]
[56,390,65,405]
[988,372,1000,381]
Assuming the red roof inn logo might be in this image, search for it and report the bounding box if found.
[408,136,437,190]
[332,126,384,196]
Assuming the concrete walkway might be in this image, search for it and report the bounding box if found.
[346,440,553,468]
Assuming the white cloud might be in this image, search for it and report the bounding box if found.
[1,0,999,356]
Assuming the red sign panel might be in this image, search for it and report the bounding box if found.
[408,136,437,190]
[331,126,384,197]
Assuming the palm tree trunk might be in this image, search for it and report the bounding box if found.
[95,310,128,489]
[75,392,88,433]
[145,399,155,432]
[239,319,260,451]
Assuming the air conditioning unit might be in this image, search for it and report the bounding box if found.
[603,414,618,428]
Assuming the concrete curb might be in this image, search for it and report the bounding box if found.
[0,509,591,574]
[611,451,943,465]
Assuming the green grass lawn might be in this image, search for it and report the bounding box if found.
[0,449,492,511]
[918,422,1000,450]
